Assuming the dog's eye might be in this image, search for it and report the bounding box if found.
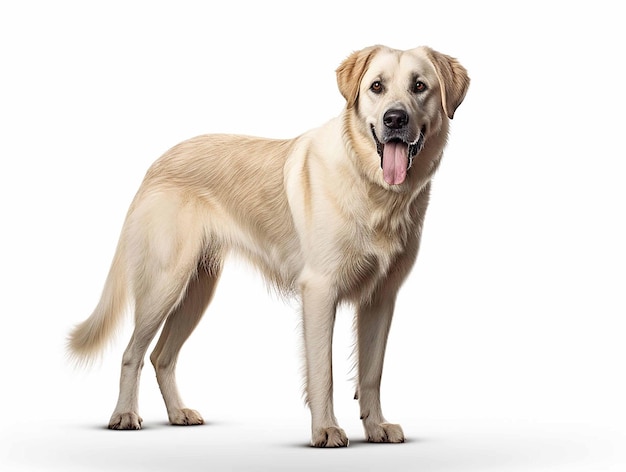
[370,81,383,94]
[413,81,427,93]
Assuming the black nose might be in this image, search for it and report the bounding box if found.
[383,109,409,130]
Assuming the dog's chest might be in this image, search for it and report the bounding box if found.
[334,204,414,299]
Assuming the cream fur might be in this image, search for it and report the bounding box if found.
[68,45,469,447]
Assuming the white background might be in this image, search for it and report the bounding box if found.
[1,1,625,471]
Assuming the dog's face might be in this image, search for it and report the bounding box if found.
[337,46,469,186]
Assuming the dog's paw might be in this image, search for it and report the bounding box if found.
[108,412,143,430]
[169,408,204,426]
[365,422,405,443]
[311,426,349,448]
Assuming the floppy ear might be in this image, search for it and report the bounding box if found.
[336,45,382,108]
[424,47,470,119]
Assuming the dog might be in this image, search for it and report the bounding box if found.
[68,45,469,447]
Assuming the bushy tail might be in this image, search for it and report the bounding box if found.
[67,244,129,366]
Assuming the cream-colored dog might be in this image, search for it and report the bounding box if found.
[69,45,469,447]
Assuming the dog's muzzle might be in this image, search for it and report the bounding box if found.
[371,124,426,185]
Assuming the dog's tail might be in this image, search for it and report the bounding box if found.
[67,241,129,366]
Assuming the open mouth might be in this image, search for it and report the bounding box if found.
[371,125,426,185]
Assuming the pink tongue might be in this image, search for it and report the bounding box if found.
[382,141,408,185]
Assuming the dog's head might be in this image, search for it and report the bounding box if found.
[336,45,469,187]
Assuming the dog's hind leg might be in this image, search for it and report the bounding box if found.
[150,259,222,426]
[108,266,195,430]
[108,196,206,430]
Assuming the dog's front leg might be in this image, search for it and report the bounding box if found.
[300,274,348,447]
[356,295,405,443]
